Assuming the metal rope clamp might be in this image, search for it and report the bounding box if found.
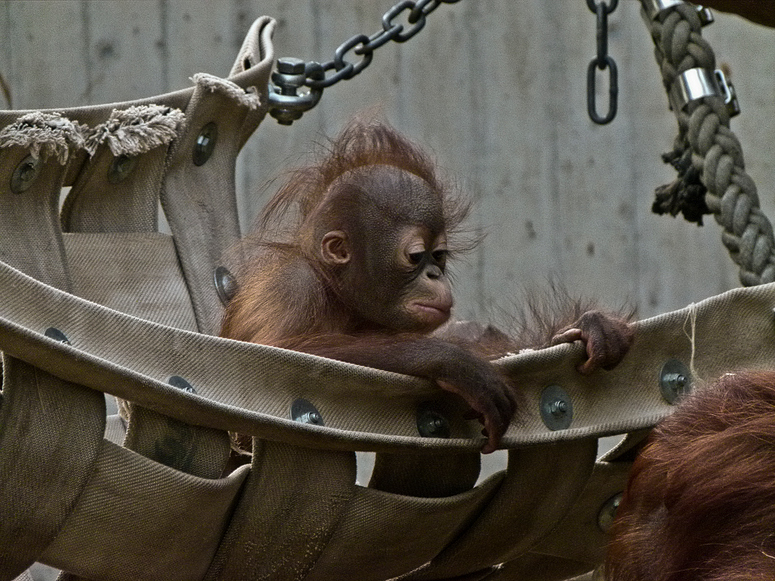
[641,0,740,117]
[670,67,741,117]
[640,0,713,25]
[638,2,739,116]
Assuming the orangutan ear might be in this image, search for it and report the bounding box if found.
[321,231,351,265]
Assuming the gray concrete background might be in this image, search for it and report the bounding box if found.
[3,1,775,324]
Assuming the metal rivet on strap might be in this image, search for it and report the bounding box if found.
[291,398,324,426]
[44,327,71,345]
[11,155,41,194]
[597,493,622,532]
[192,122,218,166]
[540,385,573,431]
[214,266,238,306]
[108,154,138,184]
[168,375,196,394]
[659,359,692,404]
[416,402,451,438]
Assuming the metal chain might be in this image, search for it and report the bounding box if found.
[268,0,462,124]
[586,0,619,124]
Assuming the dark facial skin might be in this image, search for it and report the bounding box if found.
[392,224,453,331]
[322,223,452,333]
[319,166,454,333]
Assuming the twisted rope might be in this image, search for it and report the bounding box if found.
[644,3,775,285]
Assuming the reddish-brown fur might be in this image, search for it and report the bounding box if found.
[221,118,633,452]
[605,371,775,581]
[221,119,470,346]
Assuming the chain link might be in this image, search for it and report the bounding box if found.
[586,0,617,13]
[586,0,619,124]
[308,0,461,89]
[268,0,461,123]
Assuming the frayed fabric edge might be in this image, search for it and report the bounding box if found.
[84,104,185,157]
[0,111,88,164]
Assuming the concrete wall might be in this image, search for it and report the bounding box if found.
[3,0,775,323]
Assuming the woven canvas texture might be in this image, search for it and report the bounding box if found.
[0,14,772,581]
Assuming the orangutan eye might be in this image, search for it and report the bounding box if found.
[432,249,448,266]
[408,252,425,265]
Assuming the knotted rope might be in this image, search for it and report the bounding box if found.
[644,3,775,285]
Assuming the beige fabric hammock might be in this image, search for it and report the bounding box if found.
[1,13,773,581]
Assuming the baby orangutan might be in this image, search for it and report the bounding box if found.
[221,118,633,452]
